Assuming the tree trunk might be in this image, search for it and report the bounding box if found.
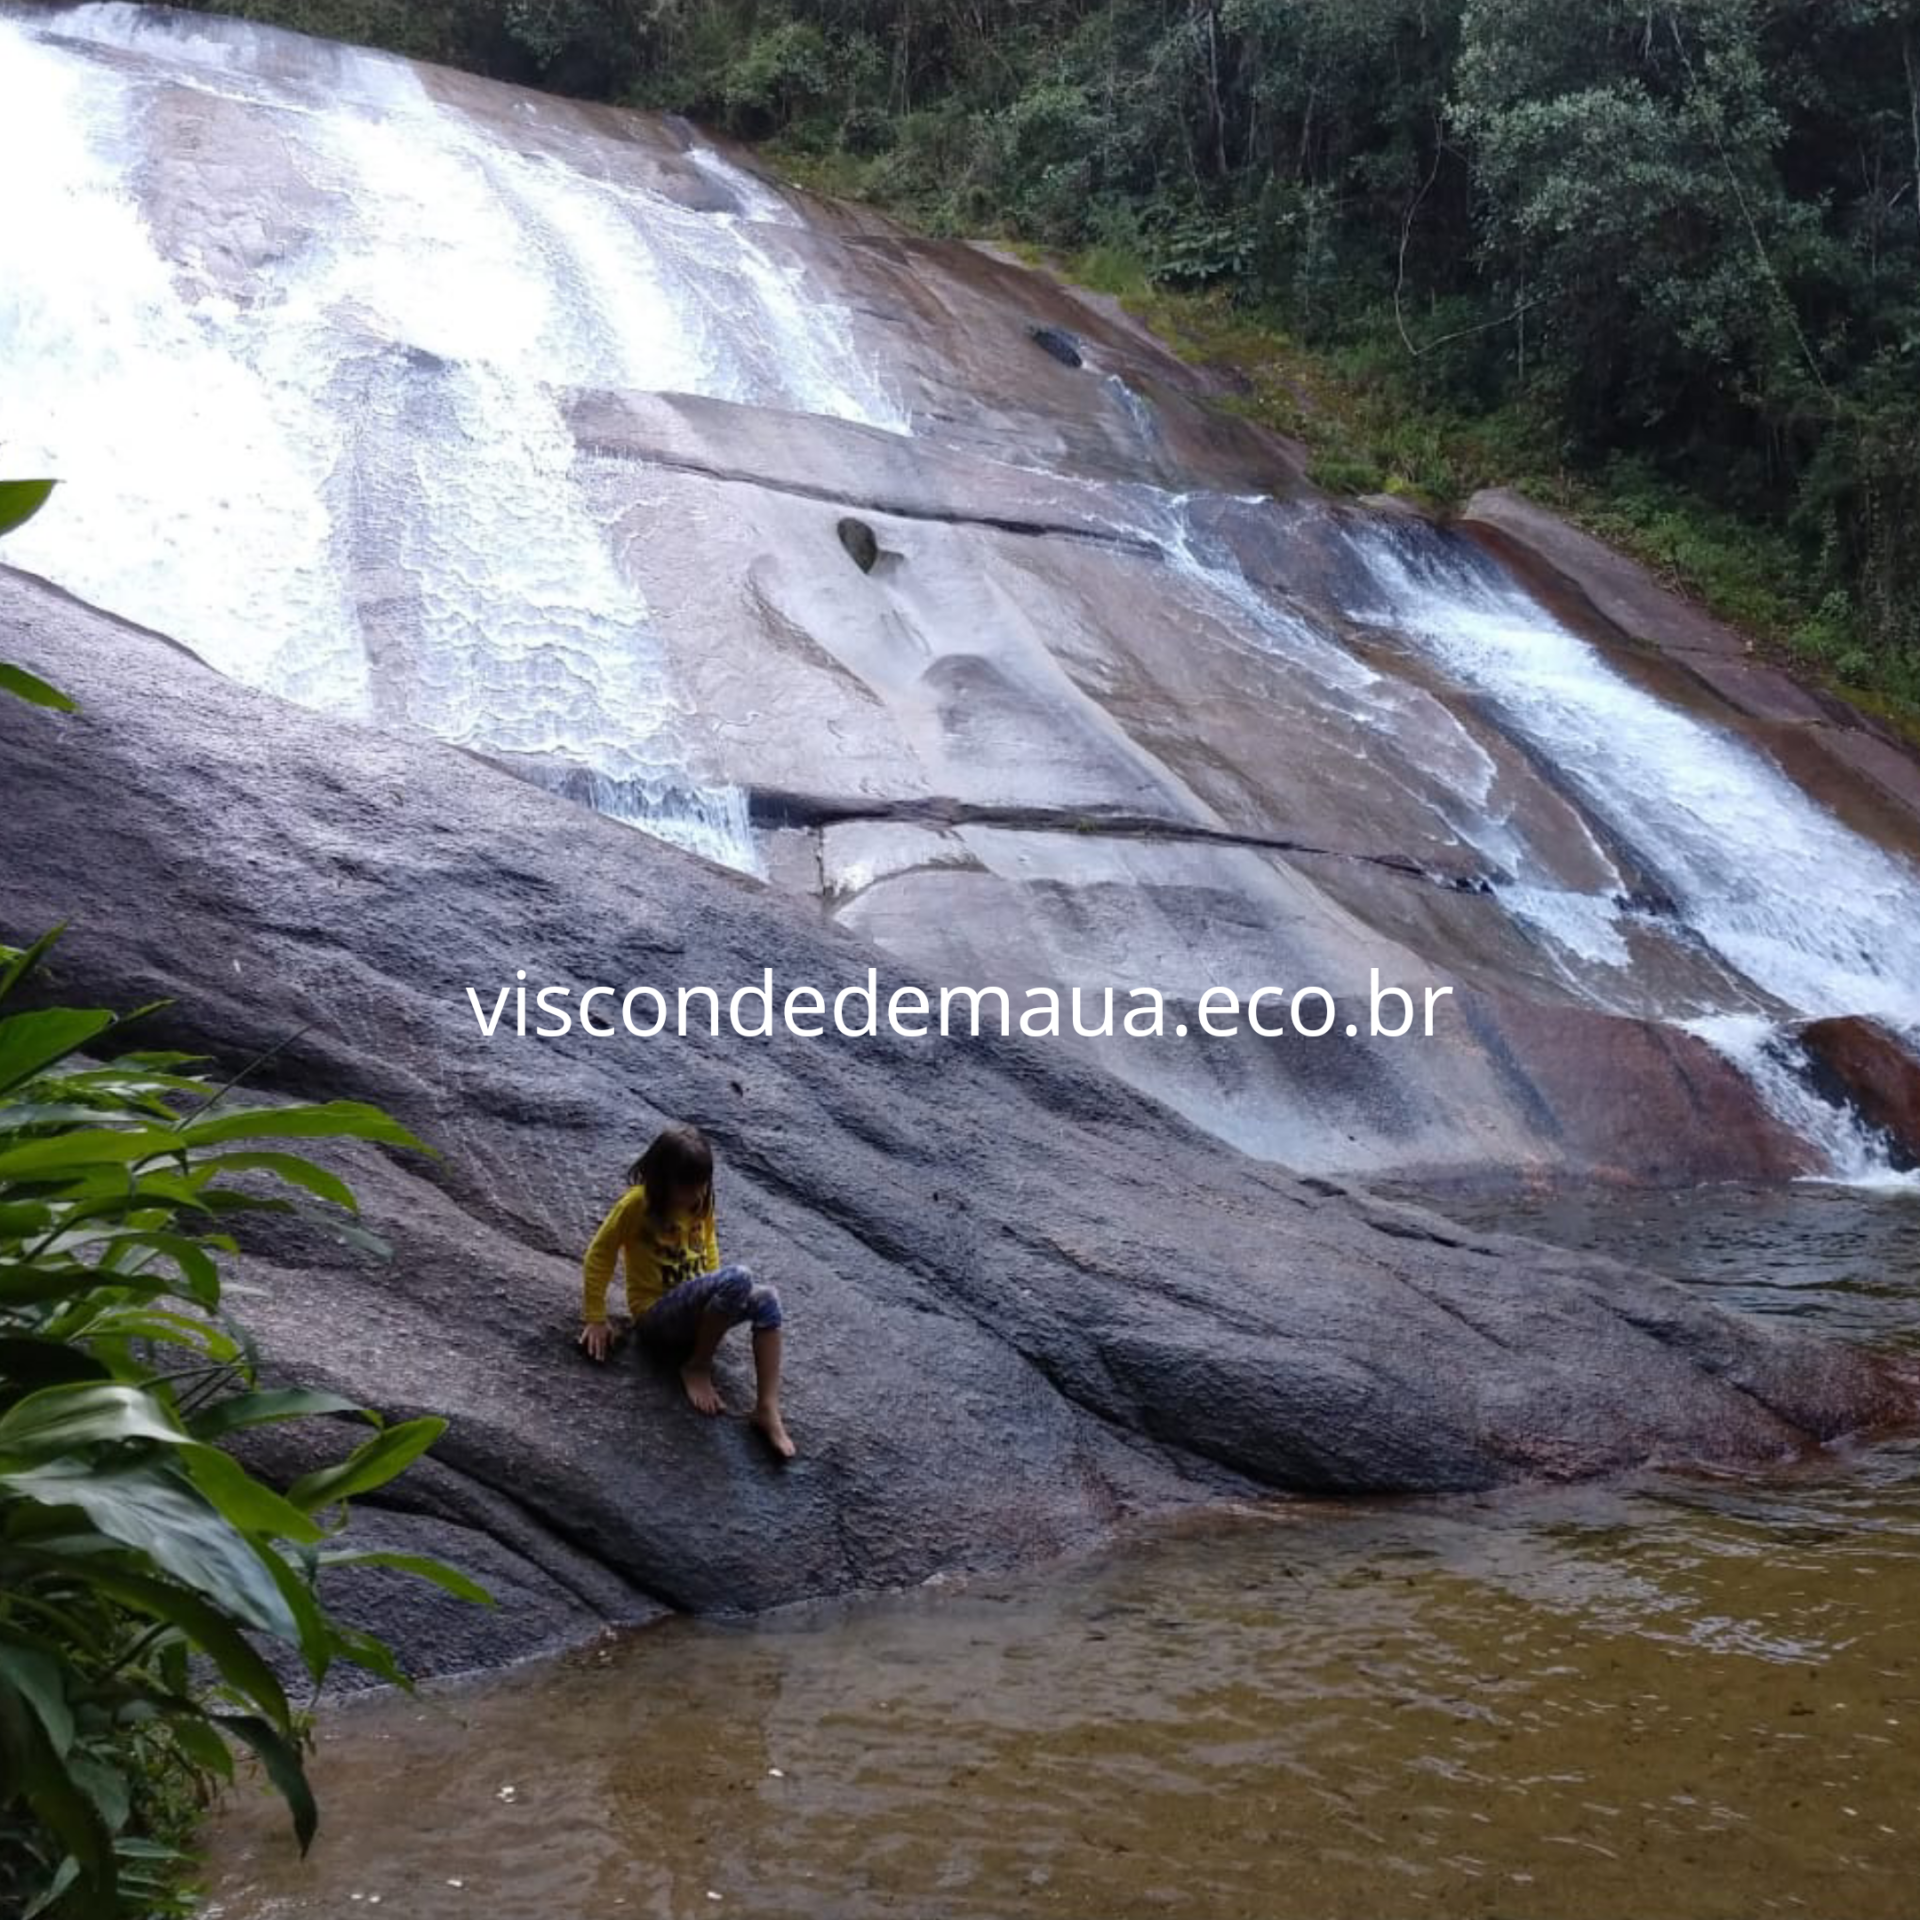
[1905,28,1920,245]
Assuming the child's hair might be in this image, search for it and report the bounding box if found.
[629,1124,714,1214]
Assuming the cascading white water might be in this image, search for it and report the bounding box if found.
[1341,521,1920,1180]
[0,3,909,868]
[0,11,368,707]
[1162,500,1629,897]
[681,146,913,433]
[1341,523,1920,1018]
[1683,1016,1912,1188]
[1102,372,1159,451]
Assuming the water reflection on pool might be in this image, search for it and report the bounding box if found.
[205,1186,1920,1920]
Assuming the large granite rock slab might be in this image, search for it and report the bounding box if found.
[3,564,1909,1675]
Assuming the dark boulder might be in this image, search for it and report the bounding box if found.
[2,564,1912,1678]
[1028,323,1085,368]
[835,515,879,574]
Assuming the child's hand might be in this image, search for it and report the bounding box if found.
[578,1320,614,1362]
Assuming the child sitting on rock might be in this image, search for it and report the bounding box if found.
[576,1123,794,1459]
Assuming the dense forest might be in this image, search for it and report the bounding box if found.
[187,0,1920,705]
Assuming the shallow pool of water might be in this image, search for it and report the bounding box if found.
[204,1186,1920,1919]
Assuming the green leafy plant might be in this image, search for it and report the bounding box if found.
[0,482,54,535]
[0,480,72,714]
[0,926,487,1918]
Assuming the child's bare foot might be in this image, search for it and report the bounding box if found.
[751,1404,796,1460]
[680,1363,725,1416]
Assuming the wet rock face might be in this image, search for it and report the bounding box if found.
[1799,1018,1920,1171]
[563,392,1814,1184]
[13,12,1917,1186]
[4,567,1911,1674]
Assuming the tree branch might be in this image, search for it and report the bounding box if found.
[1392,120,1542,360]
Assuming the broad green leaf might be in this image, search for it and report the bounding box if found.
[287,1416,446,1514]
[19,1852,81,1920]
[0,664,76,711]
[43,1065,206,1101]
[318,1549,494,1607]
[193,1188,295,1218]
[0,1198,53,1236]
[19,1180,214,1242]
[0,926,62,1006]
[0,1461,296,1641]
[0,1382,184,1457]
[0,1126,178,1181]
[216,1712,320,1853]
[0,478,56,537]
[69,1562,292,1725]
[0,1009,116,1096]
[181,1445,326,1545]
[66,1752,132,1835]
[181,1099,430,1154]
[0,1682,113,1903]
[0,1273,172,1321]
[190,1387,363,1441]
[0,1101,137,1133]
[258,1544,332,1683]
[198,1149,359,1211]
[59,1305,237,1359]
[0,1643,75,1755]
[0,957,483,1897]
[82,1228,222,1305]
[320,1619,411,1689]
[166,1712,236,1783]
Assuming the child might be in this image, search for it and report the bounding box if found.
[576,1123,794,1459]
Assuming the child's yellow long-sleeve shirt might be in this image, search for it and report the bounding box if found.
[581,1182,720,1321]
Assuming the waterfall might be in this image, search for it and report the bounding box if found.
[681,146,913,432]
[0,3,907,869]
[5,4,1917,1188]
[1102,372,1159,454]
[1161,501,1626,896]
[1338,521,1920,1021]
[0,10,367,709]
[1340,520,1920,1182]
[1683,1016,1913,1188]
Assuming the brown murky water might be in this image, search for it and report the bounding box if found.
[204,1187,1920,1920]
